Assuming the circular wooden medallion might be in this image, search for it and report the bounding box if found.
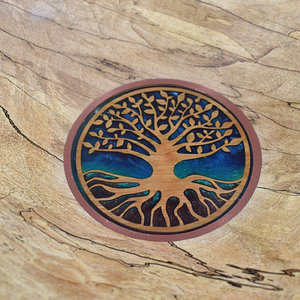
[64,79,261,241]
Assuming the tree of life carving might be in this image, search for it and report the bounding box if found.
[79,88,249,232]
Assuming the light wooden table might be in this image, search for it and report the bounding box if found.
[0,1,299,299]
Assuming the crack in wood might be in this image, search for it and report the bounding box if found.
[0,193,10,201]
[0,50,91,100]
[195,0,299,41]
[254,46,280,61]
[132,7,256,62]
[256,61,300,75]
[4,77,50,109]
[261,147,300,157]
[0,105,63,162]
[229,85,300,110]
[242,106,300,132]
[2,76,73,123]
[222,83,300,118]
[0,0,149,49]
[82,0,147,24]
[0,26,133,81]
[257,187,300,196]
[19,208,300,291]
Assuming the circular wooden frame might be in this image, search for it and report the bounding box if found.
[64,79,262,241]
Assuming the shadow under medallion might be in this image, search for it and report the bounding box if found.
[73,85,252,235]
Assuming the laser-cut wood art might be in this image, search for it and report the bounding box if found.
[65,79,261,241]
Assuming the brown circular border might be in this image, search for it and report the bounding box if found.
[64,79,262,242]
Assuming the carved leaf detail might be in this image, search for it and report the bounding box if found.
[159,124,168,131]
[156,99,166,105]
[83,142,93,148]
[145,119,152,127]
[160,91,168,98]
[187,132,195,143]
[211,110,219,119]
[222,121,233,128]
[171,115,180,121]
[106,120,112,128]
[197,146,203,154]
[129,97,135,103]
[189,118,195,126]
[117,139,124,147]
[93,120,103,125]
[203,114,209,121]
[205,103,213,110]
[229,138,243,146]
[177,93,185,101]
[144,109,154,114]
[89,132,98,137]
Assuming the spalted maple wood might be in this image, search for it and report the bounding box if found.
[0,0,299,299]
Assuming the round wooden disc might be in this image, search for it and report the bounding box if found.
[64,79,261,241]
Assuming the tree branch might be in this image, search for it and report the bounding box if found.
[168,103,202,135]
[174,133,227,151]
[111,115,140,132]
[169,97,182,118]
[109,120,159,146]
[174,144,227,160]
[170,123,211,144]
[93,147,149,156]
[170,120,234,145]
[94,136,154,155]
[168,105,214,139]
[157,96,171,121]
[126,106,157,135]
[147,101,159,131]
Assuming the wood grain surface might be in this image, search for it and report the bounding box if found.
[0,0,299,299]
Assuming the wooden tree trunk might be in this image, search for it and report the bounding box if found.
[0,0,299,299]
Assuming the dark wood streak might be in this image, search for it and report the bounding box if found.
[0,105,63,162]
[20,208,300,291]
[195,0,298,40]
[0,50,91,100]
